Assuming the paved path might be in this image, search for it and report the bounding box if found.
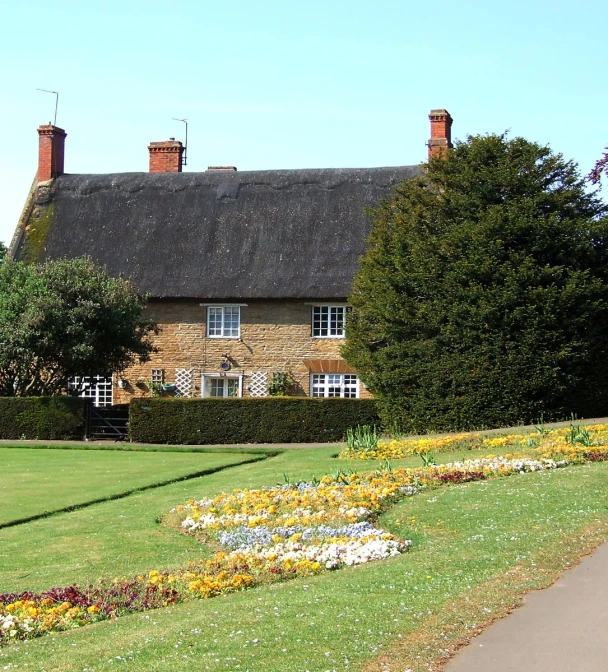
[445,541,608,671]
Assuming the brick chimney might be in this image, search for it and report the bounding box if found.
[427,109,453,160]
[148,138,184,173]
[37,124,67,182]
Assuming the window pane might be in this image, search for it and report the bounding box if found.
[312,306,347,337]
[313,306,329,336]
[311,374,324,397]
[309,373,358,398]
[344,374,358,398]
[326,383,342,397]
[208,308,222,336]
[151,369,164,384]
[206,377,241,397]
[343,374,357,398]
[329,307,341,336]
[225,307,240,337]
[208,306,240,337]
[210,379,224,397]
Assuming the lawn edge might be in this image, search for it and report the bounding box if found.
[0,442,281,454]
[363,517,608,672]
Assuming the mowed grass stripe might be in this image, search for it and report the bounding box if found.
[1,462,606,671]
[0,453,269,530]
[0,447,265,526]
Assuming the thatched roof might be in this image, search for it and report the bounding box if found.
[13,166,419,299]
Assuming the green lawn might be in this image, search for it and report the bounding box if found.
[1,439,607,671]
[0,446,261,527]
[0,444,507,592]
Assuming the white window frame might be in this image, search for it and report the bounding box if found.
[205,305,242,338]
[150,369,164,384]
[310,304,350,338]
[68,375,114,407]
[310,373,359,398]
[201,374,243,398]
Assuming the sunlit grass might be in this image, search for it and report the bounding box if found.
[1,461,606,671]
[0,447,258,526]
[1,430,608,671]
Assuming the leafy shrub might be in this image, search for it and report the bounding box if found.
[129,398,379,444]
[267,371,297,396]
[0,397,87,440]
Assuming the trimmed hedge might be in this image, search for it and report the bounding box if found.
[129,397,380,444]
[0,397,87,440]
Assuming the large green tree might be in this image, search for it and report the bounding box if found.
[343,134,608,432]
[0,257,158,396]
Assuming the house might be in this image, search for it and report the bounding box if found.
[8,110,454,406]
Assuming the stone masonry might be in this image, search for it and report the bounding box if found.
[113,300,371,403]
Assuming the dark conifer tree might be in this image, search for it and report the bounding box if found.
[343,134,608,432]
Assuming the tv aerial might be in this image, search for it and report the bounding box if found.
[36,88,59,126]
[172,117,188,166]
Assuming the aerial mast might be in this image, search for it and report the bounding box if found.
[172,118,188,166]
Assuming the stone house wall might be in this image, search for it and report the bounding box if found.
[113,299,370,403]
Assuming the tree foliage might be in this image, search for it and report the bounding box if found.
[343,134,608,432]
[0,257,158,396]
[588,147,608,189]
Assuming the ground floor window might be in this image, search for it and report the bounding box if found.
[202,375,243,398]
[310,373,359,398]
[150,369,164,384]
[68,375,113,407]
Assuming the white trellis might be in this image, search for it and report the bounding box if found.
[68,375,113,407]
[248,371,268,397]
[174,369,193,397]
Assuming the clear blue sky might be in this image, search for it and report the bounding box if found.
[2,0,607,245]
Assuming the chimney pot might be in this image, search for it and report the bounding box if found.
[37,124,67,182]
[427,109,453,160]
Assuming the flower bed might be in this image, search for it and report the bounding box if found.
[2,449,605,647]
[339,423,608,461]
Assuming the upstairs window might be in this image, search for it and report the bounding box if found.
[312,305,350,338]
[207,306,240,338]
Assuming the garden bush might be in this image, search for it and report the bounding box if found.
[129,397,379,444]
[0,397,87,440]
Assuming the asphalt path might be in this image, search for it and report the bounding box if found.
[445,541,608,671]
